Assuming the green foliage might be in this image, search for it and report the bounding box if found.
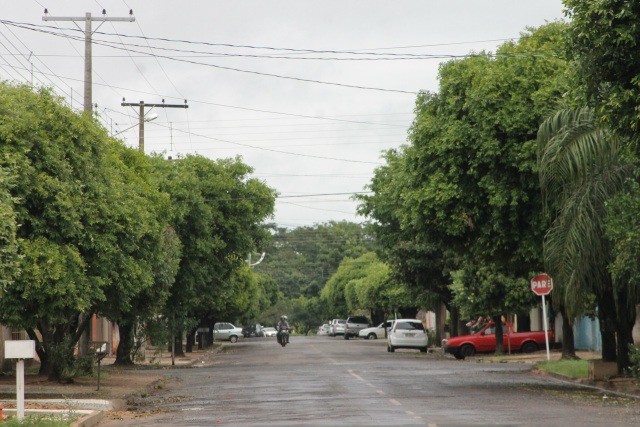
[0,414,73,426]
[359,24,570,323]
[254,221,376,299]
[450,264,535,319]
[628,344,640,378]
[604,178,640,306]
[320,252,411,318]
[565,0,640,137]
[152,154,275,328]
[538,107,635,318]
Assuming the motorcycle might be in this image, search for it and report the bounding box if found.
[278,328,290,347]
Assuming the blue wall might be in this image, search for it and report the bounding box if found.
[573,316,601,352]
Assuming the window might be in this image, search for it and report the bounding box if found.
[395,321,425,331]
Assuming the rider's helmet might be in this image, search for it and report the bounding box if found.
[281,315,288,321]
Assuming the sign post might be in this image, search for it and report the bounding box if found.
[531,274,553,361]
[5,341,36,420]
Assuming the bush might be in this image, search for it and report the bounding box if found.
[627,344,640,378]
[0,414,73,426]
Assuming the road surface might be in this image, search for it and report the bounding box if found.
[98,336,640,426]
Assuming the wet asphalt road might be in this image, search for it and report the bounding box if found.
[99,336,640,426]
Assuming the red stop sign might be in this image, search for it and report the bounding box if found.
[531,274,553,296]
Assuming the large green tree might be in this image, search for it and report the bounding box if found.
[152,155,276,352]
[538,107,636,372]
[0,83,172,379]
[360,24,570,346]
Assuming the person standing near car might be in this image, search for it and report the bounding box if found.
[276,315,290,345]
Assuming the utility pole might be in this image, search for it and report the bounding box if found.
[43,9,135,112]
[121,99,189,152]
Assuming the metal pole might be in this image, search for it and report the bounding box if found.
[16,359,24,420]
[542,294,551,361]
[139,102,145,152]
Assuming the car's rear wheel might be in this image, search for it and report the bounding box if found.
[521,341,538,353]
[460,344,475,358]
[420,347,428,353]
[367,332,377,340]
[387,344,395,352]
[229,335,238,343]
[344,334,350,340]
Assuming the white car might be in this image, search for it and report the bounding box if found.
[262,327,277,337]
[387,319,428,353]
[317,324,331,336]
[213,322,243,343]
[359,320,394,340]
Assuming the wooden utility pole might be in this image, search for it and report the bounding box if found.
[43,9,135,112]
[121,100,189,152]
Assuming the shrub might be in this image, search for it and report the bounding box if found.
[627,344,640,378]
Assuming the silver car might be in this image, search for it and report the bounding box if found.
[330,319,346,336]
[213,322,243,343]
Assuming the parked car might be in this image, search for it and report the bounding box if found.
[387,319,428,353]
[441,322,553,360]
[317,324,331,336]
[344,315,370,340]
[329,319,346,336]
[213,322,243,343]
[262,327,277,337]
[242,323,263,338]
[359,320,394,340]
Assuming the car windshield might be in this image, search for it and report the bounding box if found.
[395,321,424,331]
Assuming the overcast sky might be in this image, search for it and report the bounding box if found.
[1,1,567,229]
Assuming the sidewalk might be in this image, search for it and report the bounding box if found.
[0,346,219,426]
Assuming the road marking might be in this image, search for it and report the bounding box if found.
[389,399,401,406]
[376,389,386,396]
[348,369,364,382]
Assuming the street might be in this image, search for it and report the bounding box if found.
[99,336,640,426]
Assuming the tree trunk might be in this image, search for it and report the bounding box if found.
[493,314,504,354]
[114,321,135,366]
[174,331,185,357]
[598,287,618,362]
[186,326,197,353]
[560,307,578,360]
[614,287,635,375]
[449,305,460,338]
[26,327,48,376]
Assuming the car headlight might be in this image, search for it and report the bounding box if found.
[441,339,448,347]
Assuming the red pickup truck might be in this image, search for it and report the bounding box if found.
[441,322,553,360]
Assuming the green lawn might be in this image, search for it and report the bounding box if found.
[535,359,589,378]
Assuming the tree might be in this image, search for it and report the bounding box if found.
[152,155,276,353]
[256,222,376,299]
[0,168,18,291]
[0,83,165,379]
[357,149,456,339]
[564,0,640,139]
[320,252,412,322]
[360,24,571,348]
[537,107,636,372]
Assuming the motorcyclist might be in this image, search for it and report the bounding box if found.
[276,315,290,345]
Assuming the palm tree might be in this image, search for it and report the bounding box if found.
[537,107,635,373]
